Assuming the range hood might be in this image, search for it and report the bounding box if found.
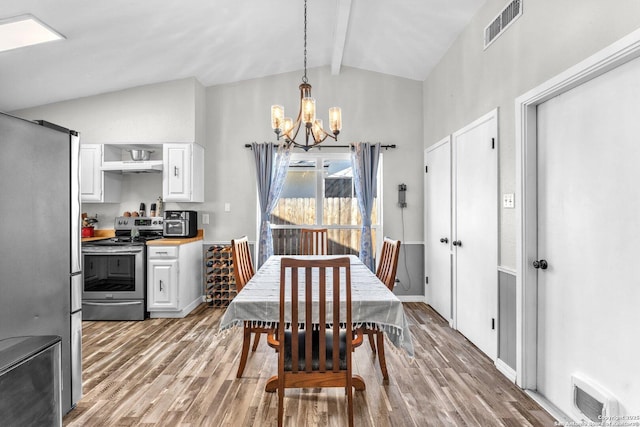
[101,160,163,173]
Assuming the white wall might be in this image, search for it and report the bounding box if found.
[13,77,202,144]
[423,0,640,269]
[204,66,424,245]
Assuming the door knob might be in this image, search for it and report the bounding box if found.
[452,240,462,247]
[533,259,548,270]
[440,237,448,244]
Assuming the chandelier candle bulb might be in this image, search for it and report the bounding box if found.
[302,97,316,124]
[271,104,284,130]
[329,107,342,134]
[283,117,293,137]
[312,119,325,141]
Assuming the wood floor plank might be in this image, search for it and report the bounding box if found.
[64,302,557,426]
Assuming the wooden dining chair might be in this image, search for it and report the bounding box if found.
[267,257,362,427]
[365,237,401,382]
[299,228,329,255]
[231,236,271,378]
[376,237,402,290]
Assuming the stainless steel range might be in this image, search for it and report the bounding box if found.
[82,217,163,320]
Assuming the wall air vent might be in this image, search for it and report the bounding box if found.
[484,0,523,49]
[571,374,619,423]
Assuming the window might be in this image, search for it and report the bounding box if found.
[271,152,382,256]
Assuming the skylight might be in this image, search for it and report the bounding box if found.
[0,14,64,53]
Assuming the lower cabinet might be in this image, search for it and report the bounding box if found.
[147,241,202,318]
[148,258,178,310]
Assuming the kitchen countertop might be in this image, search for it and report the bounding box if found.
[81,229,115,243]
[146,229,204,246]
[81,229,204,245]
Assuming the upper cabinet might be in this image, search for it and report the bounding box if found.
[80,144,121,203]
[163,143,204,202]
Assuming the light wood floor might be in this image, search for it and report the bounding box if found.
[63,302,556,426]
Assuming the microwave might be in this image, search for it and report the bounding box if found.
[163,210,198,237]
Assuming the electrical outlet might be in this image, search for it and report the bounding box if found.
[224,203,231,212]
[202,213,210,224]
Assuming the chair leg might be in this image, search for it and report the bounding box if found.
[376,331,389,382]
[367,330,376,353]
[236,324,251,378]
[278,387,284,427]
[251,331,261,351]
[347,375,354,427]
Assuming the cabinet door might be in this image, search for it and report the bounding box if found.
[163,144,192,202]
[148,259,178,310]
[80,145,102,202]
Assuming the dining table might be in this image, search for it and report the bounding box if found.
[218,254,414,391]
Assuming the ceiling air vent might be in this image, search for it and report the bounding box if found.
[484,0,523,49]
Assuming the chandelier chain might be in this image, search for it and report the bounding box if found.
[302,0,308,84]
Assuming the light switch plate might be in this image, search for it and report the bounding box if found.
[202,213,210,224]
[503,193,515,209]
[224,203,231,212]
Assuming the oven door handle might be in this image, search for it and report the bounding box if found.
[82,248,144,255]
[82,301,143,306]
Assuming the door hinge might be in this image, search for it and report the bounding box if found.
[491,318,496,330]
[425,165,428,173]
[491,138,495,149]
[425,276,429,284]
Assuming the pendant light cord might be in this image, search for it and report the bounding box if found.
[302,0,308,83]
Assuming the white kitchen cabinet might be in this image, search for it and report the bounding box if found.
[162,143,204,202]
[147,241,202,318]
[80,144,121,203]
[148,258,179,310]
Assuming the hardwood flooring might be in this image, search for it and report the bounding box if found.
[63,302,556,426]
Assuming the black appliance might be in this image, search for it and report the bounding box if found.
[163,210,198,237]
[81,217,163,320]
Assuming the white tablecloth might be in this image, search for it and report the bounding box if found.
[219,255,414,357]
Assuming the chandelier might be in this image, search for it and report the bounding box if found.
[270,0,342,151]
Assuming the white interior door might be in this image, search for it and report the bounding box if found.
[453,110,498,360]
[425,138,452,321]
[536,55,640,417]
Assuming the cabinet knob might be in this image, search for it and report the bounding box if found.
[452,240,462,247]
[439,237,448,244]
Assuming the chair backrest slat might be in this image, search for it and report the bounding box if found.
[376,238,401,290]
[300,228,329,255]
[231,236,255,292]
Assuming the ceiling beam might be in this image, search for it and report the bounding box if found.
[331,0,352,75]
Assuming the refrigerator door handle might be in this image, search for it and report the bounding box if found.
[70,132,82,274]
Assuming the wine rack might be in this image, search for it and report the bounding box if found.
[203,243,237,308]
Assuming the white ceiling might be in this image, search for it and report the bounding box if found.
[0,0,485,112]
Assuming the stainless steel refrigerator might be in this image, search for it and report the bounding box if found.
[0,112,82,414]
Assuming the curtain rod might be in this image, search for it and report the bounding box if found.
[244,143,396,150]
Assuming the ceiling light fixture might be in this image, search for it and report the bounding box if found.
[270,0,342,151]
[0,14,65,53]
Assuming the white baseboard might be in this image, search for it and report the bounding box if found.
[495,358,517,383]
[525,390,570,424]
[396,295,426,303]
[149,297,202,319]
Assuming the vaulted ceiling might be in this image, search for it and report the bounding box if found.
[0,0,485,112]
